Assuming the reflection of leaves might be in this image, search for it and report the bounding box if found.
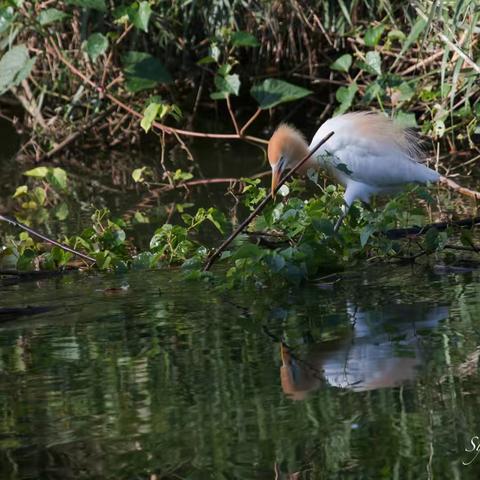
[250,79,311,109]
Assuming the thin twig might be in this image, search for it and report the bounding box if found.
[240,108,262,136]
[203,131,335,271]
[0,214,95,263]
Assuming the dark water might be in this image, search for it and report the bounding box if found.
[1,264,480,479]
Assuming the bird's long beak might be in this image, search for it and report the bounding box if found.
[271,157,286,197]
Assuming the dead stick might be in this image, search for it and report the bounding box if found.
[203,131,334,271]
[0,214,95,263]
[385,216,480,239]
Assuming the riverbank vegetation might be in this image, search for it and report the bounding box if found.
[0,0,479,283]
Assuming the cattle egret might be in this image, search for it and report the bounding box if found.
[268,112,441,231]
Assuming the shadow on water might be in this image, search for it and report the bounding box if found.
[0,264,479,478]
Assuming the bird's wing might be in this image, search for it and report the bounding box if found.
[310,112,439,187]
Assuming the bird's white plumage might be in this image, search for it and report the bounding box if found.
[309,112,440,206]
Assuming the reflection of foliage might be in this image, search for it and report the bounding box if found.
[0,268,478,478]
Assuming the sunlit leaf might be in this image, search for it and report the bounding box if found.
[54,203,69,220]
[330,54,352,73]
[0,6,14,34]
[24,166,48,178]
[250,79,312,109]
[394,111,418,128]
[49,168,68,190]
[140,103,160,132]
[13,185,28,198]
[211,73,240,99]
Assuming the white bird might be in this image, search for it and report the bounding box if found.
[268,111,477,230]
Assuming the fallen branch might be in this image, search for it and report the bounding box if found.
[0,214,95,263]
[385,216,480,239]
[439,176,480,200]
[203,131,335,271]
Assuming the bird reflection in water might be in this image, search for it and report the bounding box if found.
[280,302,449,400]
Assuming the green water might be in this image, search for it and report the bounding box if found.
[1,264,480,479]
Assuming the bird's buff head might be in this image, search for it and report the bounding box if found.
[267,124,310,196]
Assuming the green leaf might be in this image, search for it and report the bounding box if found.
[250,79,312,109]
[211,73,240,98]
[49,167,68,190]
[65,0,106,11]
[122,51,172,92]
[365,51,382,76]
[364,25,385,47]
[334,83,358,115]
[131,1,151,32]
[85,33,108,61]
[197,56,216,65]
[360,225,376,247]
[32,186,46,206]
[24,166,48,178]
[398,18,427,59]
[231,31,259,47]
[38,8,69,26]
[54,203,69,220]
[330,54,352,73]
[132,166,148,182]
[140,103,160,132]
[0,7,15,34]
[394,111,418,128]
[13,185,28,198]
[0,45,34,95]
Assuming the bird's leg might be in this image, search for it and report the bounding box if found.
[333,204,350,233]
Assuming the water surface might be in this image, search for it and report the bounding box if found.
[1,264,480,479]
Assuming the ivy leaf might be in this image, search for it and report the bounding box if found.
[13,185,28,198]
[250,79,312,109]
[140,103,160,132]
[231,31,259,47]
[334,83,358,115]
[364,25,385,47]
[211,73,240,99]
[132,167,148,182]
[330,54,352,73]
[85,33,108,61]
[365,51,382,76]
[48,167,68,190]
[0,6,14,34]
[65,0,106,11]
[24,166,48,178]
[0,45,35,95]
[394,111,418,128]
[122,51,172,92]
[38,8,69,26]
[131,1,151,32]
